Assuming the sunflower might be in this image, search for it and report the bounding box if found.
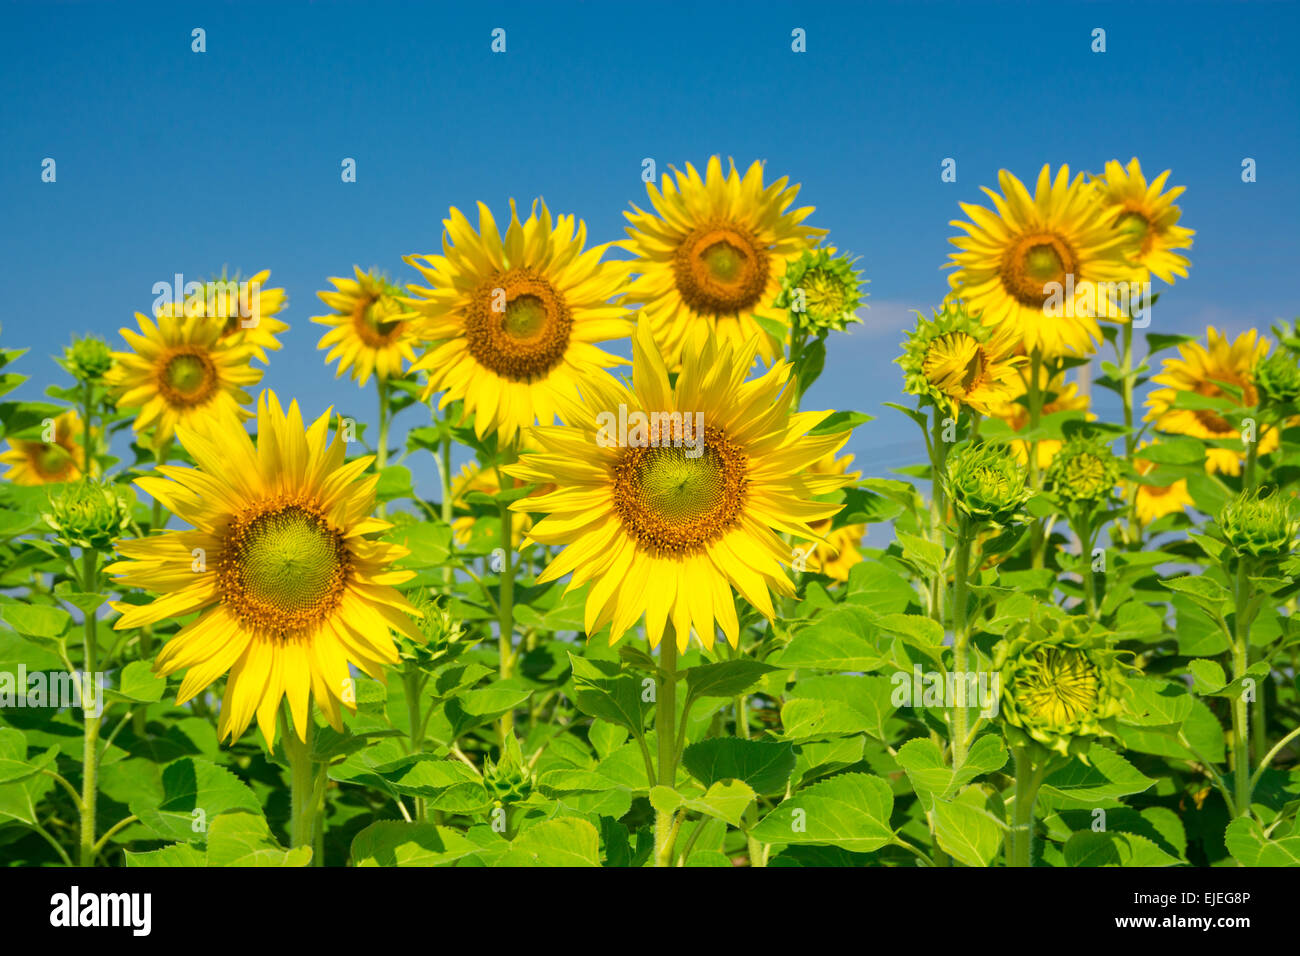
[504,325,854,651]
[987,366,1092,469]
[898,303,1025,416]
[946,165,1140,358]
[1145,327,1276,475]
[1098,158,1194,285]
[621,157,825,367]
[404,200,632,445]
[156,269,288,363]
[106,391,422,747]
[313,267,422,387]
[1130,444,1194,526]
[803,451,865,582]
[106,312,262,449]
[0,410,88,485]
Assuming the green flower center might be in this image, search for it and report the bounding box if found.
[637,446,727,523]
[1024,245,1065,282]
[803,269,849,319]
[221,504,349,634]
[166,355,208,395]
[504,294,549,340]
[702,241,745,282]
[1015,648,1100,728]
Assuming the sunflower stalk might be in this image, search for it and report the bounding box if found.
[77,547,100,867]
[950,515,973,767]
[282,703,321,854]
[1230,554,1256,818]
[1026,350,1046,569]
[654,632,679,868]
[928,407,949,624]
[496,492,517,744]
[1007,744,1048,867]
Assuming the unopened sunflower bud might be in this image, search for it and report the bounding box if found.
[1219,490,1298,559]
[1255,352,1300,406]
[62,336,114,383]
[774,249,865,335]
[483,753,534,806]
[1045,434,1120,507]
[945,442,1031,526]
[44,479,134,550]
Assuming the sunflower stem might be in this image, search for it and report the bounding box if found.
[77,548,100,867]
[950,516,972,768]
[1230,555,1255,818]
[1118,323,1141,546]
[1026,350,1046,569]
[496,493,516,744]
[376,378,391,517]
[81,380,95,476]
[282,703,320,853]
[929,407,949,625]
[654,631,679,868]
[1078,510,1098,619]
[1007,745,1046,867]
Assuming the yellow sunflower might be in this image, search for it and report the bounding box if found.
[803,451,865,582]
[107,312,262,449]
[988,365,1092,469]
[106,391,422,747]
[1145,327,1276,475]
[1099,158,1194,285]
[313,267,422,386]
[899,304,1026,416]
[621,157,825,367]
[504,325,854,651]
[947,164,1141,358]
[0,410,88,485]
[404,199,632,445]
[156,269,288,363]
[1131,445,1194,526]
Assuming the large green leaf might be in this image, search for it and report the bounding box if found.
[680,738,796,795]
[751,773,895,853]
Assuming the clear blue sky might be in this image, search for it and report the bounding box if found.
[3,1,1298,513]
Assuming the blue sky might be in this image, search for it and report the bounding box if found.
[3,0,1298,511]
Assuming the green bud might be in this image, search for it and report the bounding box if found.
[396,589,471,669]
[774,249,865,334]
[945,442,1031,526]
[1045,433,1120,507]
[62,336,114,383]
[993,611,1131,758]
[483,752,534,806]
[44,479,134,550]
[1218,490,1299,559]
[1255,352,1300,406]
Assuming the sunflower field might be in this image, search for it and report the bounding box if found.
[1,154,1298,872]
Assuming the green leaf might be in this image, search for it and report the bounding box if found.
[351,822,479,866]
[1224,817,1300,867]
[0,728,57,785]
[684,660,777,701]
[123,844,207,867]
[1161,576,1231,618]
[651,780,756,827]
[808,410,873,436]
[1037,750,1156,809]
[130,757,261,844]
[896,531,943,578]
[205,810,312,867]
[895,735,1007,811]
[1188,659,1227,695]
[567,652,650,737]
[751,773,895,853]
[778,606,885,671]
[1064,830,1183,867]
[111,660,166,703]
[0,603,72,642]
[499,817,601,867]
[933,798,1004,867]
[681,738,796,795]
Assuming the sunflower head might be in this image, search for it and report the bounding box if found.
[1045,433,1120,508]
[899,303,1026,417]
[505,324,854,651]
[106,390,423,748]
[947,164,1142,358]
[1255,351,1300,406]
[61,336,115,384]
[994,613,1130,757]
[1098,158,1194,285]
[1218,489,1299,560]
[405,199,632,444]
[621,157,825,367]
[774,249,865,335]
[106,312,263,450]
[43,479,134,550]
[1145,327,1274,476]
[0,409,88,486]
[945,442,1032,526]
[313,267,421,387]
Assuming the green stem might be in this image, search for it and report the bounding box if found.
[1007,746,1046,867]
[654,631,679,868]
[78,548,100,867]
[929,407,950,625]
[950,517,972,768]
[82,380,95,477]
[282,703,320,852]
[1079,511,1098,619]
[497,493,516,743]
[1230,556,1254,818]
[1026,350,1046,569]
[403,668,426,821]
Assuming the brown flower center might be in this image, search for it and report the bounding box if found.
[671,222,770,316]
[1000,232,1078,308]
[464,268,572,382]
[157,348,219,408]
